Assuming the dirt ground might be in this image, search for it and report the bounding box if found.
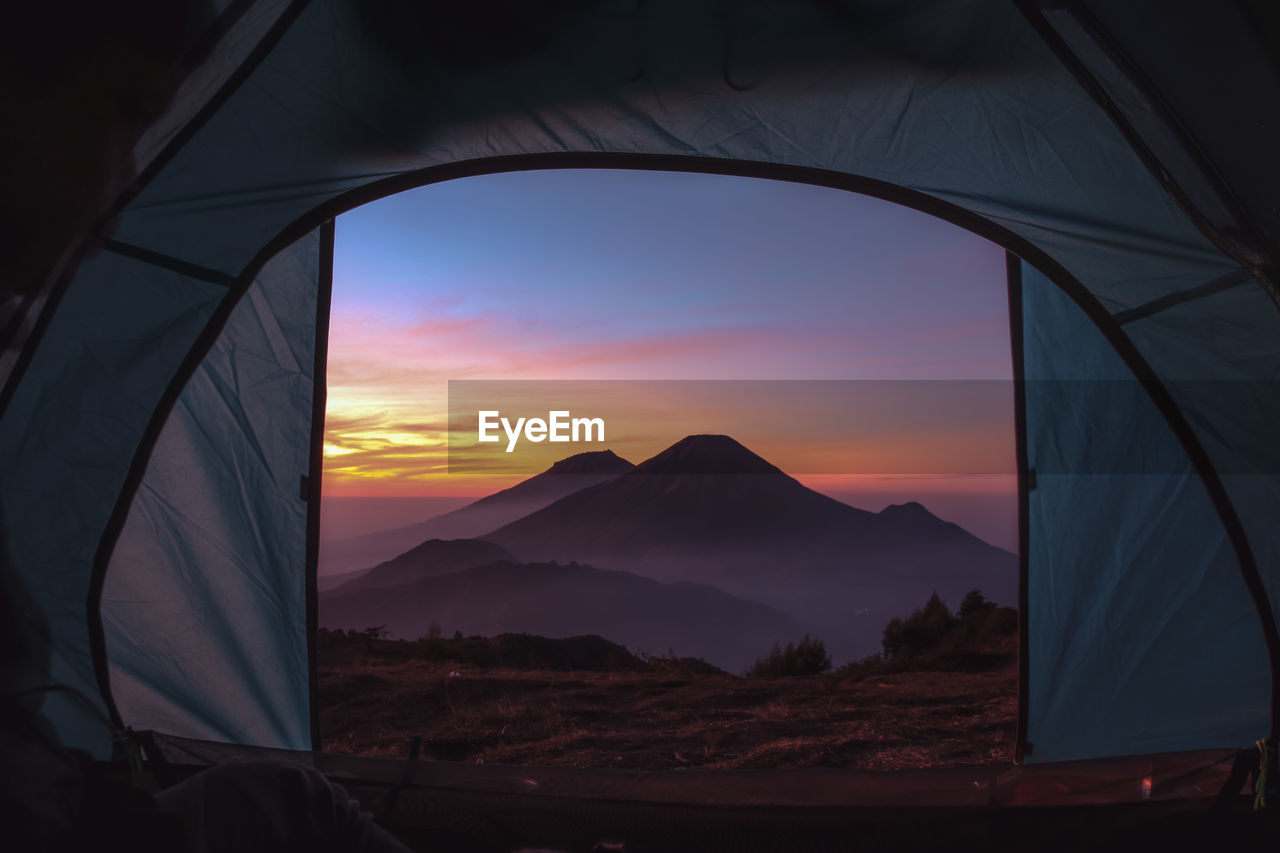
[318,651,1015,771]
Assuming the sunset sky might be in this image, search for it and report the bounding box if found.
[324,169,1017,547]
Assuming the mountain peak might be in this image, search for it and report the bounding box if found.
[877,501,950,527]
[634,435,783,475]
[544,449,634,476]
[879,500,931,517]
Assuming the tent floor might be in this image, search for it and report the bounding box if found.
[111,734,1278,851]
[360,786,1279,853]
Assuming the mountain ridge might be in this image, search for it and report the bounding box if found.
[328,537,515,594]
[318,450,633,576]
[482,435,1016,657]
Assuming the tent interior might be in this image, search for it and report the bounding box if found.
[3,0,1280,849]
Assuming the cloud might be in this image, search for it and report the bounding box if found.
[322,297,1014,492]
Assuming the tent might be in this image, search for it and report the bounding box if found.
[2,0,1279,847]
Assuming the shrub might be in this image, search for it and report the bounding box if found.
[411,632,647,672]
[832,652,889,680]
[638,648,725,677]
[350,625,388,653]
[749,634,832,677]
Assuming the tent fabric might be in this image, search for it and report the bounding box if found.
[1054,0,1280,269]
[1123,282,1280,640]
[0,250,229,757]
[102,230,322,751]
[117,0,1241,309]
[129,0,298,183]
[1019,260,1270,761]
[0,0,291,402]
[1,0,1278,771]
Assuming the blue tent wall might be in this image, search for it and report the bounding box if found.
[0,253,228,756]
[1122,281,1280,675]
[101,229,324,750]
[2,0,1277,760]
[1018,260,1270,761]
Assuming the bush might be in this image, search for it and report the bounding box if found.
[832,652,890,681]
[319,628,725,674]
[412,632,648,672]
[749,634,832,677]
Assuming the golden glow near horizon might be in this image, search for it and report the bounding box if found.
[323,377,1017,497]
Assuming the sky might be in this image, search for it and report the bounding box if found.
[324,168,1017,548]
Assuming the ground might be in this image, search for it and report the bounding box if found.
[318,647,1015,770]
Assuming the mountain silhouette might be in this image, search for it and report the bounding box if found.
[326,538,515,594]
[318,450,633,577]
[484,435,1016,659]
[319,559,814,673]
[636,434,786,475]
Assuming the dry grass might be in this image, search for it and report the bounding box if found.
[318,651,1015,771]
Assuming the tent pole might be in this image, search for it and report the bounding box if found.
[304,219,335,752]
[1007,253,1032,763]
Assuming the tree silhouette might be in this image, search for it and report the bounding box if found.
[882,592,955,659]
[959,589,995,618]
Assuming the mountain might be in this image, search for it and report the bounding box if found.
[484,435,1017,658]
[318,560,814,674]
[327,538,515,594]
[318,567,373,593]
[318,450,633,577]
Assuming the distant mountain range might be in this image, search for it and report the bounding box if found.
[320,559,811,674]
[326,538,515,594]
[318,435,1016,667]
[485,435,1016,652]
[318,449,633,579]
